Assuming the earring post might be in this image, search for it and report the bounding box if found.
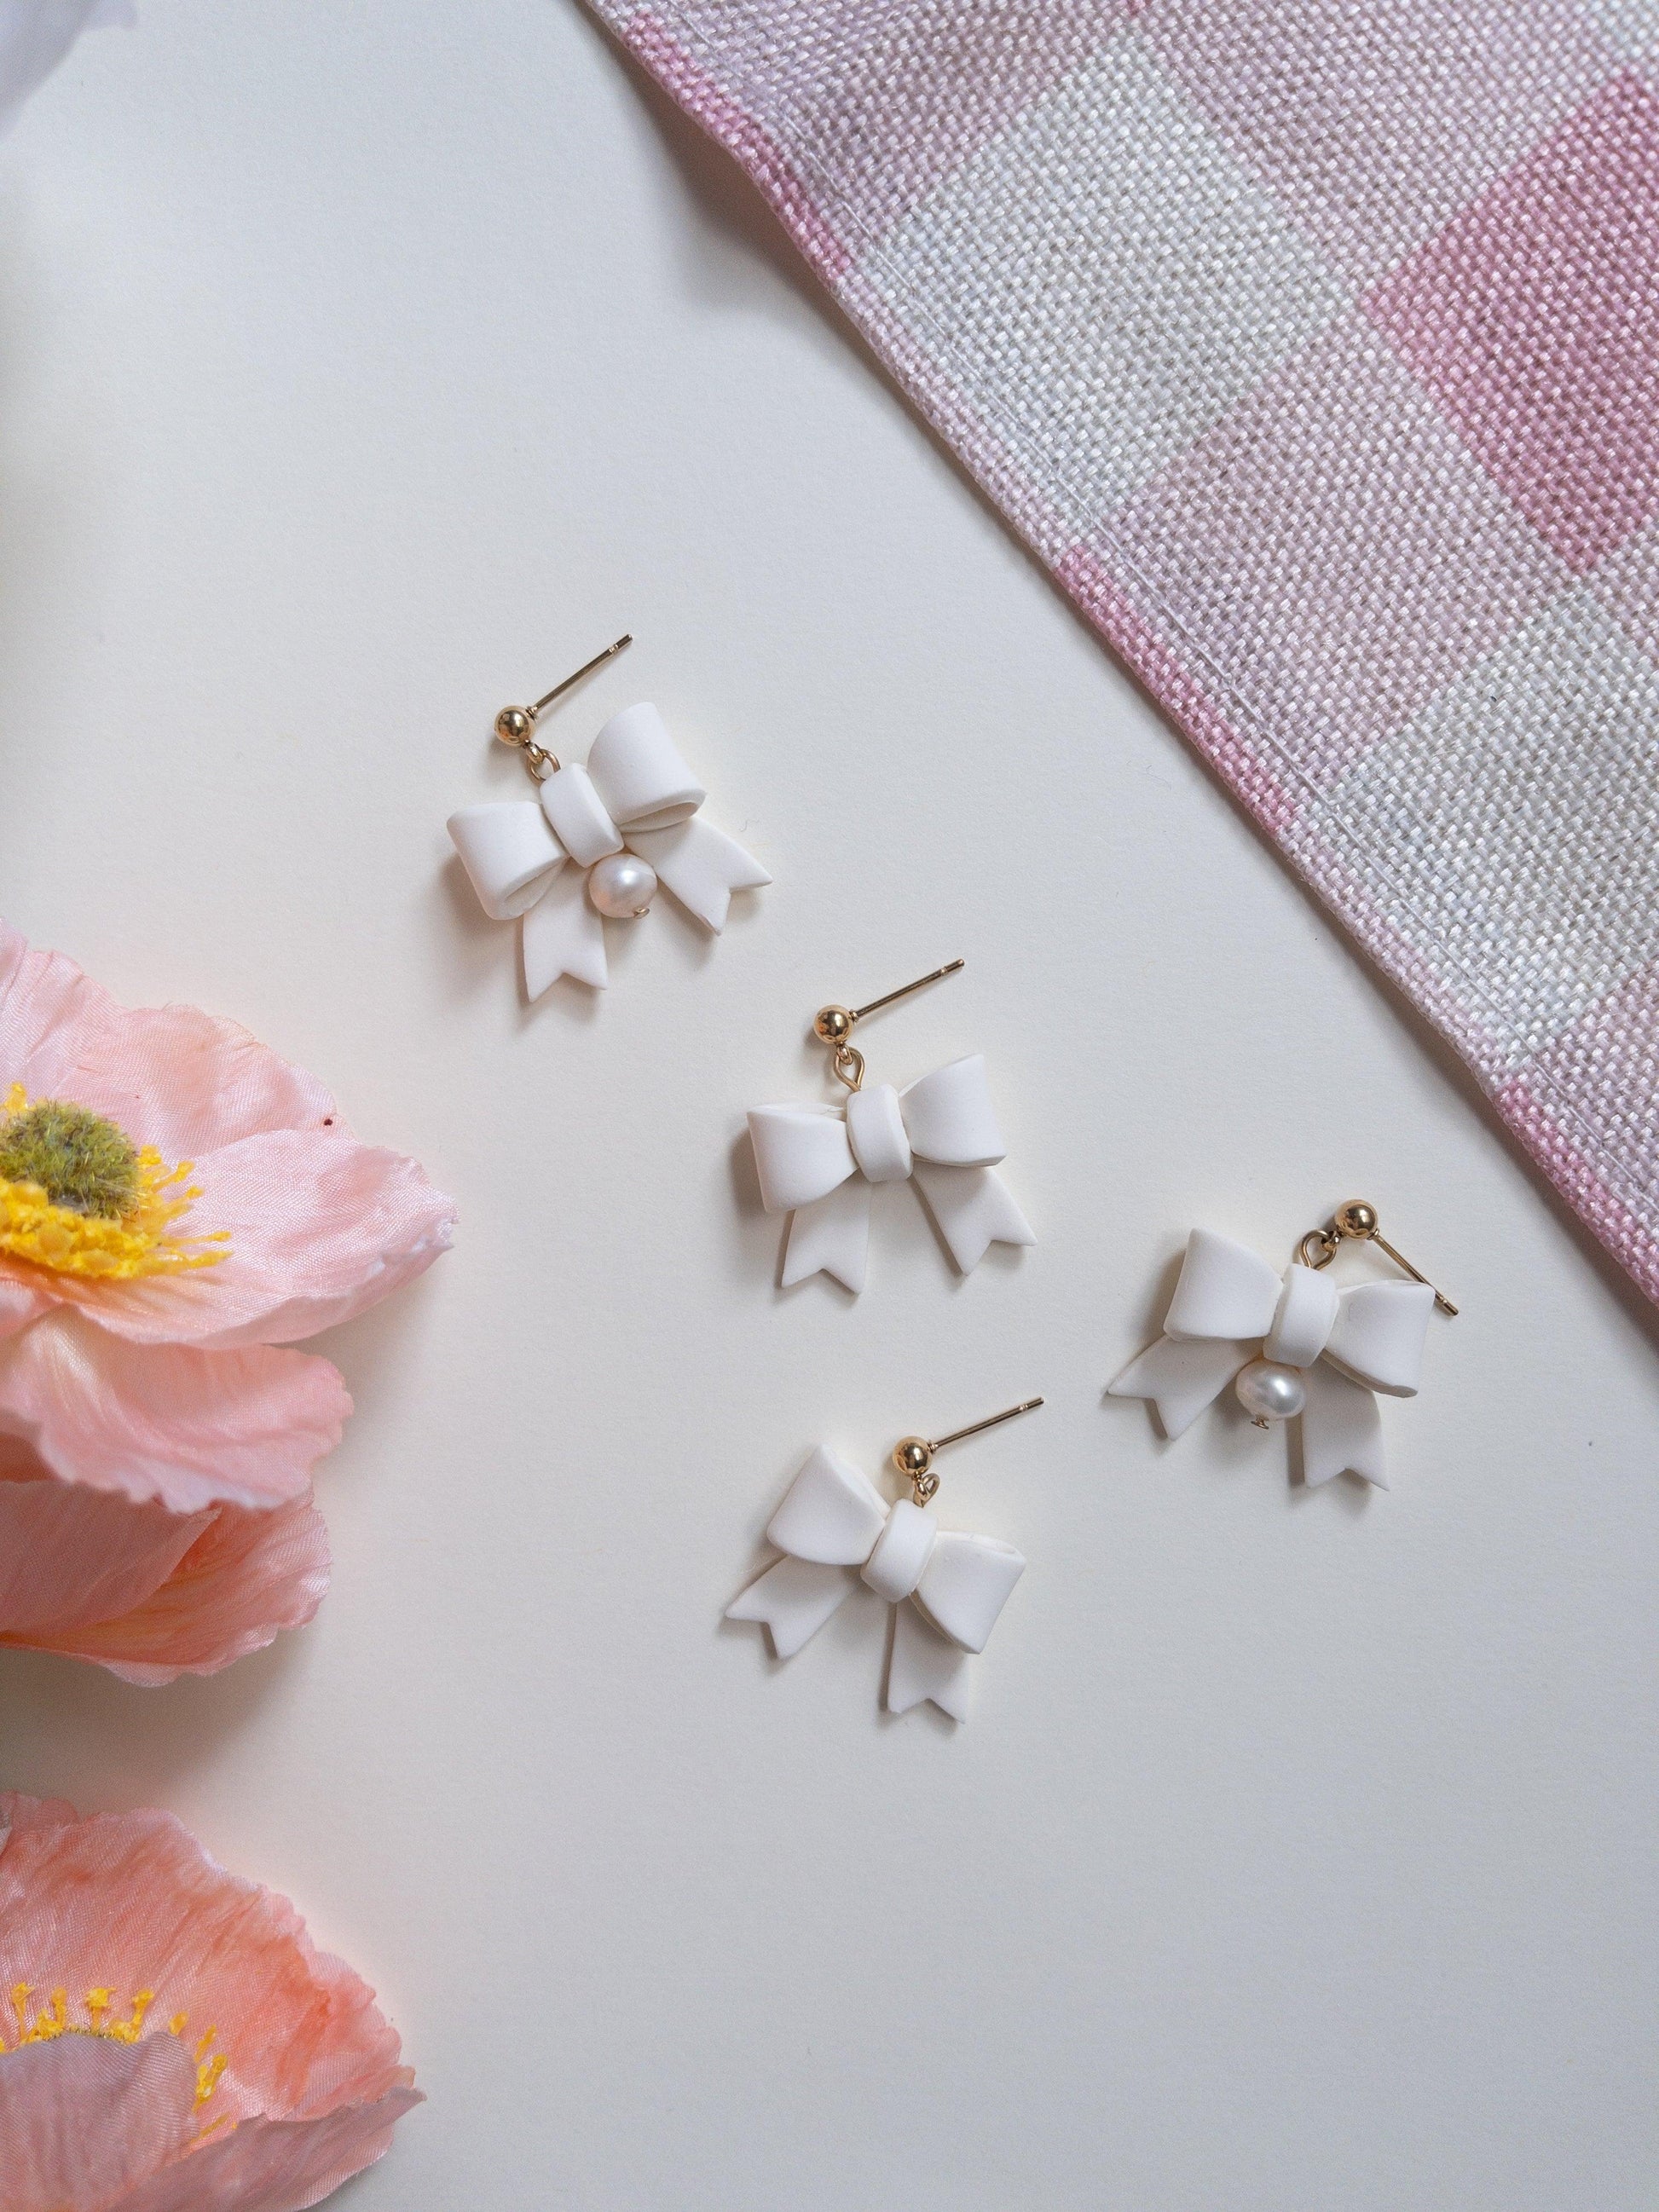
[930,1398,1043,1453]
[1327,1200,1458,1317]
[529,633,633,719]
[852,958,965,1024]
[1373,1236,1459,1317]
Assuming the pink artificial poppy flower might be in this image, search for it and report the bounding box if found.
[0,923,455,1678]
[0,1793,420,2210]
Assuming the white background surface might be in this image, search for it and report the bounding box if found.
[2,6,1656,2206]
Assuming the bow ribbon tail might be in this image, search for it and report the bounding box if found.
[1299,1362,1387,1489]
[783,1180,872,1293]
[625,819,772,933]
[726,1556,858,1659]
[520,869,609,996]
[1108,1334,1256,1438]
[887,1601,974,1721]
[908,1161,1035,1275]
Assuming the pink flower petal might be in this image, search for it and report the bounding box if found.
[41,1131,456,1349]
[0,1792,78,1839]
[0,925,455,1356]
[110,2088,422,2212]
[0,921,339,1157]
[54,1491,332,1684]
[0,1458,211,1637]
[0,1278,49,1343]
[0,1312,350,1512]
[0,2034,196,2212]
[0,1807,412,2123]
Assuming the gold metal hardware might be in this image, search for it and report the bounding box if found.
[890,1397,1043,1505]
[812,960,965,1095]
[493,633,633,783]
[1298,1199,1458,1316]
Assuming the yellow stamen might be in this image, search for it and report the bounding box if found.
[0,1982,239,2150]
[1,1986,231,2121]
[0,1085,229,1282]
[9,1985,68,2042]
[194,2049,228,2110]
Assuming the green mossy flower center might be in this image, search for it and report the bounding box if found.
[0,1101,141,1219]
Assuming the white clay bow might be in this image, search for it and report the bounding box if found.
[726,1446,1026,1721]
[748,1056,1035,1293]
[1108,1228,1435,1487]
[448,702,770,995]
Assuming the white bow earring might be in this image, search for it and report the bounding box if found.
[746,960,1036,1293]
[448,634,771,996]
[727,1397,1041,1722]
[1109,1202,1458,1488]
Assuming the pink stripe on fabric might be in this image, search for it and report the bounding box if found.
[1367,69,1659,575]
[1144,0,1617,284]
[1102,312,1573,789]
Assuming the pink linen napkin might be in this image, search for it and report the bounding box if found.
[591,1,1659,1304]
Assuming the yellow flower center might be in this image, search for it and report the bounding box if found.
[0,1087,229,1282]
[3,1983,232,2133]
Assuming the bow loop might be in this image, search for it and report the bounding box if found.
[747,1106,857,1216]
[587,702,705,831]
[447,803,568,921]
[912,1528,1026,1655]
[766,1445,887,1565]
[1324,1280,1433,1397]
[1165,1228,1282,1342]
[898,1054,1006,1166]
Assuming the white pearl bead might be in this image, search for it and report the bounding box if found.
[1234,1358,1307,1427]
[586,852,657,919]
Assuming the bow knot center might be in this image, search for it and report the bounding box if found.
[860,1498,937,1602]
[540,762,625,869]
[1262,1262,1341,1369]
[846,1083,912,1184]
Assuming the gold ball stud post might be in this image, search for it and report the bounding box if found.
[1333,1200,1379,1240]
[892,1435,934,1481]
[813,1005,853,1045]
[494,706,535,746]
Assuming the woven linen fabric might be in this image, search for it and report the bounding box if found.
[589,0,1659,1302]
